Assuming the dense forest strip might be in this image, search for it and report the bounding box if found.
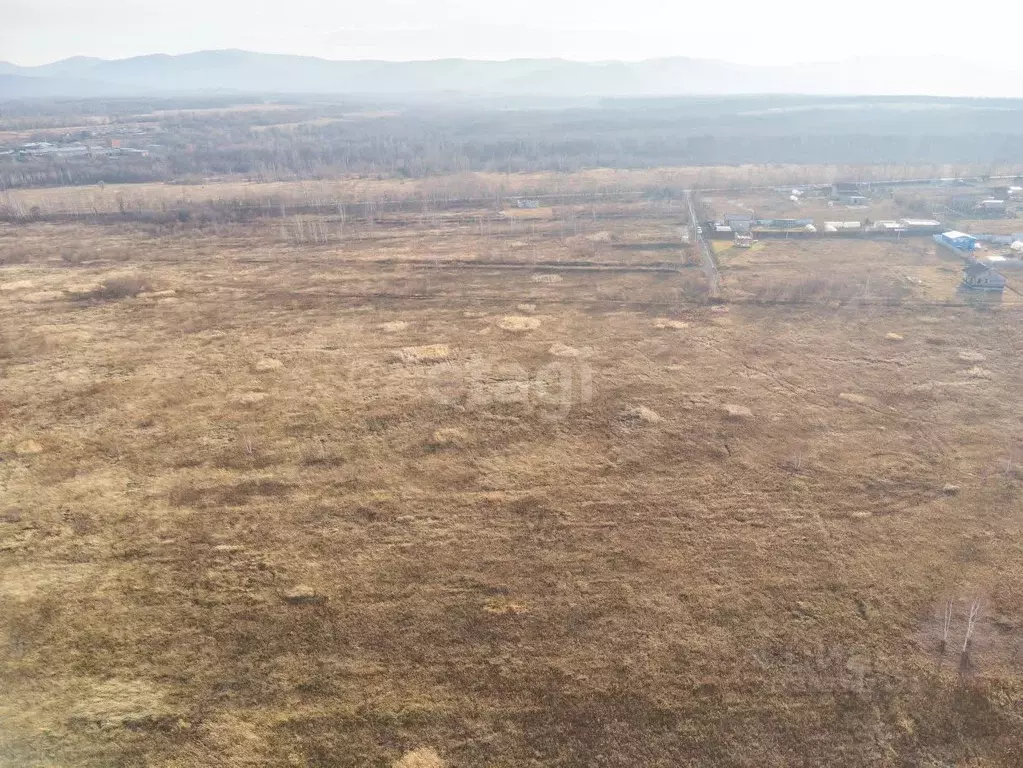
[3,95,1023,190]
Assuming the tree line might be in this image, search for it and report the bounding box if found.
[3,95,1023,189]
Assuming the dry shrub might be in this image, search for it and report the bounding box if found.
[678,274,711,299]
[283,585,327,605]
[0,247,33,265]
[61,246,88,265]
[90,274,154,300]
[531,273,563,283]
[169,479,295,508]
[623,406,662,425]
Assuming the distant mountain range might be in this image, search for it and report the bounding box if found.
[2,50,1022,100]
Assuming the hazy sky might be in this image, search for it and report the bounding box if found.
[4,0,1022,67]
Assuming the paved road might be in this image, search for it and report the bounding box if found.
[684,189,720,295]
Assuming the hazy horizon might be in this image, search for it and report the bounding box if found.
[4,0,1023,68]
[5,48,1021,71]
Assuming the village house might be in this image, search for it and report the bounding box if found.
[961,261,1006,292]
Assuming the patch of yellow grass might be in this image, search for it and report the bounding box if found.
[498,316,541,332]
[483,598,528,615]
[963,366,992,380]
[549,342,581,358]
[232,391,269,404]
[503,207,554,219]
[722,404,753,419]
[21,290,63,303]
[68,678,171,726]
[14,440,44,456]
[653,318,689,330]
[393,344,451,364]
[431,428,467,448]
[393,748,446,768]
[957,350,986,363]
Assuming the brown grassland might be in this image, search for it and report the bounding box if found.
[2,173,1023,766]
[0,162,1010,217]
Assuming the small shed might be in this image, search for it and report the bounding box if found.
[899,218,942,232]
[961,262,1006,291]
[873,220,906,233]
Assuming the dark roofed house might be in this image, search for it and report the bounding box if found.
[723,213,753,231]
[831,182,869,205]
[961,261,1006,292]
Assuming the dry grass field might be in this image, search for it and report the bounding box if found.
[716,237,1023,305]
[2,174,1023,767]
[2,164,1013,217]
[700,190,907,226]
